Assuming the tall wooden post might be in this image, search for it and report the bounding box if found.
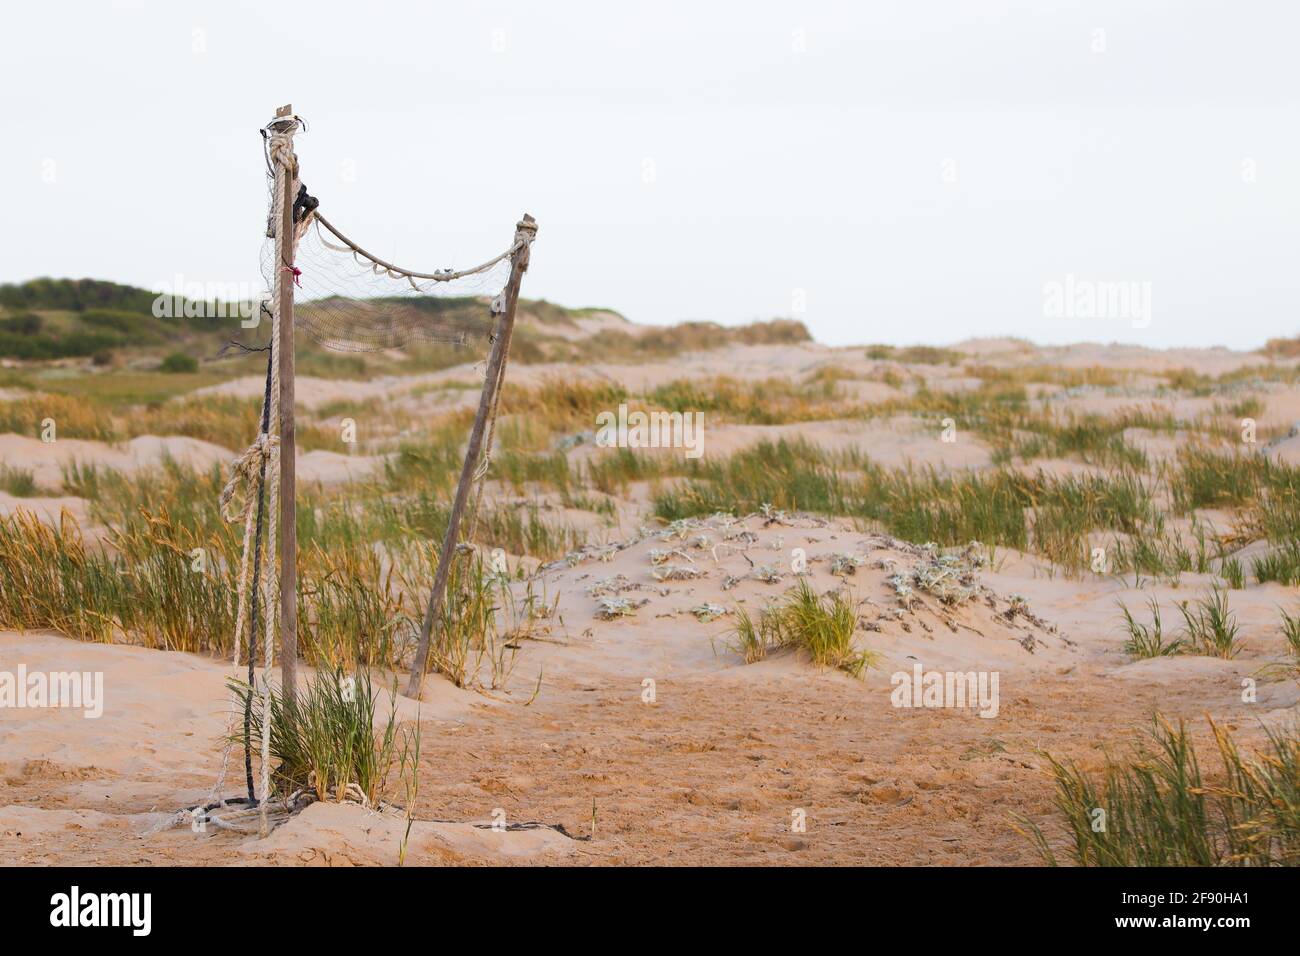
[406,214,536,699]
[270,105,299,705]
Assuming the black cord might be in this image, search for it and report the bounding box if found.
[259,128,273,177]
[218,340,270,358]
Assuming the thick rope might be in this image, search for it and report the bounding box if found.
[209,353,276,807]
[313,214,521,284]
[218,433,278,523]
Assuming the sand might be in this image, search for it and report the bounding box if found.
[0,433,385,501]
[0,434,231,491]
[3,507,1295,864]
[2,335,1299,865]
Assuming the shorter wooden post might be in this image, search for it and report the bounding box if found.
[406,215,535,699]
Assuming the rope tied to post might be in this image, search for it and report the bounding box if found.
[218,432,280,523]
[266,120,299,170]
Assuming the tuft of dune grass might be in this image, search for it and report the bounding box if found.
[1018,716,1300,867]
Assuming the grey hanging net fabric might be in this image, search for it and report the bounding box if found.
[258,212,517,353]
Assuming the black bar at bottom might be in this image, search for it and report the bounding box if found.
[0,865,1279,941]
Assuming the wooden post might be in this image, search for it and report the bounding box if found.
[271,104,299,705]
[406,215,536,699]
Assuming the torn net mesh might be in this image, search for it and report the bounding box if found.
[258,220,509,353]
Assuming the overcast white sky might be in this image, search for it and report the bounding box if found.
[1,1,1296,349]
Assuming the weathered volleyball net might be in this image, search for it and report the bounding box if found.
[198,106,535,837]
[264,213,518,352]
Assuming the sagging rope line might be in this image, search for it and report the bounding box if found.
[313,213,523,284]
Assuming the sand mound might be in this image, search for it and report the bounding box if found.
[238,801,578,866]
[1265,423,1300,464]
[0,804,129,837]
[0,630,477,812]
[526,512,1075,686]
[193,374,406,409]
[297,449,385,484]
[0,489,91,524]
[0,433,230,490]
[566,417,993,472]
[0,432,384,498]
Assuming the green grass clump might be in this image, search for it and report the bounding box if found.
[1020,717,1300,866]
[782,580,872,676]
[1219,556,1245,589]
[1170,446,1274,512]
[999,412,1148,471]
[587,446,667,496]
[729,580,873,677]
[1253,544,1300,587]
[648,375,843,425]
[865,344,961,365]
[0,465,37,497]
[1117,598,1182,659]
[654,439,849,519]
[300,543,412,670]
[725,605,773,664]
[238,667,416,807]
[1279,607,1300,666]
[159,351,199,374]
[655,441,1037,549]
[1176,587,1244,659]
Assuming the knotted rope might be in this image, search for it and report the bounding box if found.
[218,433,279,523]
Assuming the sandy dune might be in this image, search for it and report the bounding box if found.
[4,505,1295,864]
[3,334,1299,865]
[0,433,385,500]
[0,434,231,490]
[568,416,994,471]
